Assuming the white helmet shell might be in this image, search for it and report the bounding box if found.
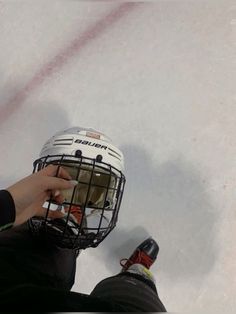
[40,126,124,172]
[29,127,126,250]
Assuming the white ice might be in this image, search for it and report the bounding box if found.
[0,1,235,312]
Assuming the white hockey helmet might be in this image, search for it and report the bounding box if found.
[28,127,126,250]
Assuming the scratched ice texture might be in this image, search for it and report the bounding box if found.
[0,1,235,312]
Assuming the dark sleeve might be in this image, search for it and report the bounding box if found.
[0,190,16,231]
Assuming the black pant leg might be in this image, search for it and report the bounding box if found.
[90,272,167,312]
[0,284,118,312]
[0,223,77,290]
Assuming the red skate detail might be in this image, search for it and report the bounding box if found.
[120,249,154,271]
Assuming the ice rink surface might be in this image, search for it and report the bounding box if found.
[0,0,235,312]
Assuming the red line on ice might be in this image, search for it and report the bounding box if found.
[0,3,138,125]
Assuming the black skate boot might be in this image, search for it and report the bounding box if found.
[120,237,159,272]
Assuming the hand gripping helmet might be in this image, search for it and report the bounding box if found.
[28,127,126,250]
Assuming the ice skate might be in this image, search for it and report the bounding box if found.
[120,237,159,271]
[119,237,159,283]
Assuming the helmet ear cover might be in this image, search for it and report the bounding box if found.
[29,154,126,250]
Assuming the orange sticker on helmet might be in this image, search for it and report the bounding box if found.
[86,131,101,140]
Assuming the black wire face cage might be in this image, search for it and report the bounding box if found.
[28,154,126,250]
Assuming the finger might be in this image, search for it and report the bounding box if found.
[57,166,73,180]
[40,165,72,180]
[48,210,65,219]
[53,193,65,205]
[54,190,61,197]
[15,200,66,226]
[34,206,65,219]
[45,177,78,191]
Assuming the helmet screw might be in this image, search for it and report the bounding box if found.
[96,154,103,162]
[75,150,82,157]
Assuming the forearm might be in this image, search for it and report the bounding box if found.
[0,190,16,231]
